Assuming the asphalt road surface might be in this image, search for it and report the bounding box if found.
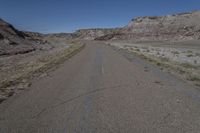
[1,42,200,133]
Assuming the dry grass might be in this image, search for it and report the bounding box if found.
[129,49,200,87]
[0,43,85,91]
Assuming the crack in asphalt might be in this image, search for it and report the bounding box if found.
[31,84,132,119]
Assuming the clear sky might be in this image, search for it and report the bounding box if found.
[0,0,200,33]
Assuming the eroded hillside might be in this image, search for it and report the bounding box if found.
[96,11,200,41]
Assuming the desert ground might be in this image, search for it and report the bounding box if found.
[1,41,200,133]
[109,40,200,87]
[0,35,84,102]
[0,11,200,132]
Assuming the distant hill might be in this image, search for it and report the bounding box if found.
[95,11,200,41]
[0,19,37,56]
[0,18,26,39]
[74,28,120,40]
[1,10,200,55]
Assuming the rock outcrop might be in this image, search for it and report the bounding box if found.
[45,33,78,41]
[74,28,118,40]
[0,18,26,39]
[1,10,200,53]
[96,11,200,41]
[0,19,38,56]
[0,33,4,40]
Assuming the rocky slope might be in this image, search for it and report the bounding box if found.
[96,11,200,41]
[0,19,25,39]
[1,10,200,49]
[74,28,118,40]
[0,19,40,56]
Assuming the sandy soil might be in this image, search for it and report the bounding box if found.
[0,39,84,102]
[109,40,200,87]
[1,42,200,132]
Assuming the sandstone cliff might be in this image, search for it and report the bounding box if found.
[96,11,200,41]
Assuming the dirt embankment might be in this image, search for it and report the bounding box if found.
[0,19,85,102]
[0,42,85,103]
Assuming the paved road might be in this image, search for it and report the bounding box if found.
[1,42,200,133]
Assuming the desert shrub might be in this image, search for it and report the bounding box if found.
[135,49,140,52]
[171,51,180,55]
[187,50,193,53]
[187,76,200,81]
[180,63,196,68]
[187,54,194,57]
[195,53,200,57]
[160,57,169,62]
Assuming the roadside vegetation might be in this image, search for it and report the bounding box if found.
[110,42,200,87]
[0,43,85,102]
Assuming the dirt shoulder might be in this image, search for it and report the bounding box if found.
[0,42,85,103]
[108,40,200,88]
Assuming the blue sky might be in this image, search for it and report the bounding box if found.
[0,0,200,33]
